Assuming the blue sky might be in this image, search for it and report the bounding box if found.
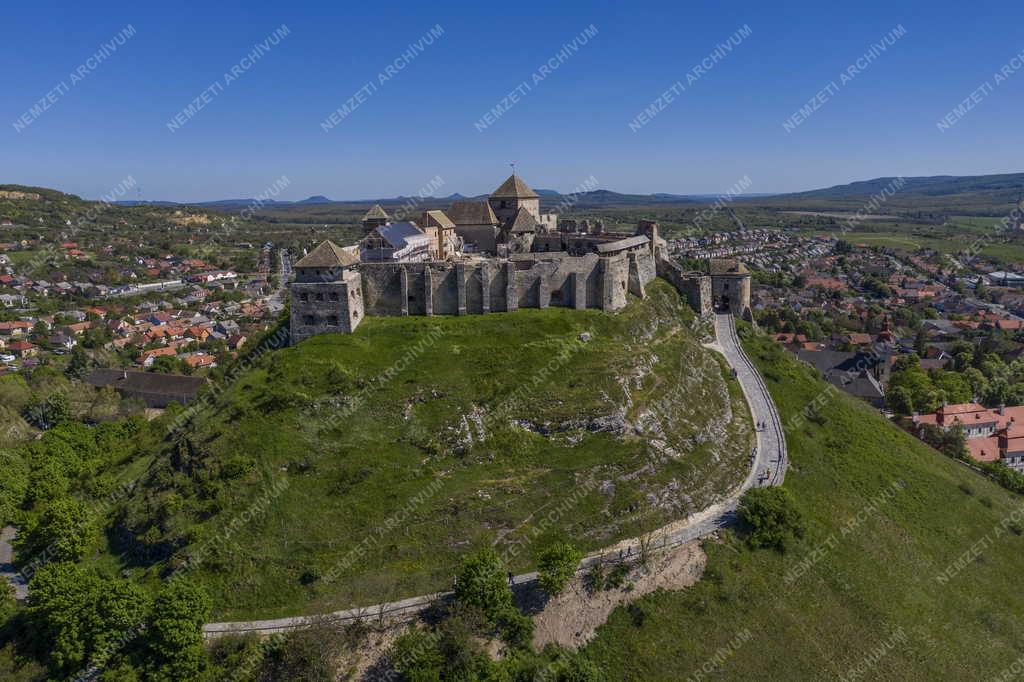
[2,0,1022,201]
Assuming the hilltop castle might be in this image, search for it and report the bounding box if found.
[290,173,750,343]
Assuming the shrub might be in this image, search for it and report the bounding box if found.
[737,487,805,552]
[584,563,605,595]
[454,548,512,622]
[390,628,444,681]
[497,608,535,650]
[260,617,344,682]
[536,542,582,596]
[604,562,631,590]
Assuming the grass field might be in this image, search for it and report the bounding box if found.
[110,281,752,620]
[582,325,1024,681]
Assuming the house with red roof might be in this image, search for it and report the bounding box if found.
[7,340,37,358]
[913,402,1024,472]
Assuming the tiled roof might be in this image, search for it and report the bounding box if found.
[447,200,498,226]
[491,174,539,199]
[294,240,358,268]
[363,204,390,221]
[422,210,455,229]
[967,437,1000,462]
[505,207,537,234]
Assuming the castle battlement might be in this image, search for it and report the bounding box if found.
[289,174,748,343]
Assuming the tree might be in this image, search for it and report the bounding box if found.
[22,391,70,430]
[737,487,805,552]
[90,581,150,668]
[146,578,212,681]
[65,346,93,380]
[932,371,972,405]
[454,548,513,622]
[28,562,101,673]
[17,496,94,564]
[150,355,188,375]
[887,385,914,415]
[536,542,582,597]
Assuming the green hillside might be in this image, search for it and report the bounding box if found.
[582,325,1024,680]
[111,281,752,620]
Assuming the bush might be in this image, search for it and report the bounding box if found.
[737,487,805,552]
[454,548,512,622]
[390,628,445,681]
[584,563,605,594]
[260,617,344,682]
[536,542,582,596]
[604,562,631,590]
[497,608,534,650]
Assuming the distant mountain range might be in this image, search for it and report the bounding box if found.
[776,172,1024,200]
[10,171,1024,216]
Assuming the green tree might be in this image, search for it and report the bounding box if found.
[22,391,70,430]
[146,578,212,681]
[90,581,150,668]
[737,487,805,552]
[536,542,582,597]
[17,496,93,564]
[65,346,93,380]
[932,371,972,405]
[887,385,914,415]
[27,562,101,673]
[454,548,513,622]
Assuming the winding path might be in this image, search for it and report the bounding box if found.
[203,313,787,637]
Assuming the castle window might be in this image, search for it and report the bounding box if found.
[315,293,324,301]
[329,292,339,301]
[500,200,508,209]
[302,315,315,325]
[300,293,309,302]
[327,315,339,326]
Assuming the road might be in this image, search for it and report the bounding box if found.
[0,526,28,600]
[265,249,291,314]
[202,312,787,637]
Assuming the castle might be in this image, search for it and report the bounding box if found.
[290,173,750,343]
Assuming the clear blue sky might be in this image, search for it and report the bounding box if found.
[2,0,1022,201]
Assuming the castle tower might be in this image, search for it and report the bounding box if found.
[488,174,541,226]
[362,204,390,234]
[290,240,364,342]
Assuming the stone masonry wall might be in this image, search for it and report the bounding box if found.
[291,249,662,340]
[656,257,712,317]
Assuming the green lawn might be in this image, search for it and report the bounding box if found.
[582,324,1024,681]
[110,281,752,620]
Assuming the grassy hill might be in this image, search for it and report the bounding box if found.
[110,281,752,620]
[582,324,1024,680]
[747,172,1024,216]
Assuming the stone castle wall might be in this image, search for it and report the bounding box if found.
[656,257,712,317]
[289,248,724,342]
[357,248,652,319]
